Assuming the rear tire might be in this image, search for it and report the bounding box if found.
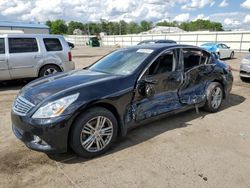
[39,65,61,77]
[70,107,118,158]
[203,82,223,113]
[230,52,234,59]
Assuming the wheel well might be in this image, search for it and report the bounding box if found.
[38,64,62,76]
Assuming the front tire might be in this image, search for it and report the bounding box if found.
[203,82,223,113]
[70,107,118,158]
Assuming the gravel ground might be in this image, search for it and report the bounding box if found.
[0,46,250,188]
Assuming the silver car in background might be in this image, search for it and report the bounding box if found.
[0,34,75,81]
[240,50,250,81]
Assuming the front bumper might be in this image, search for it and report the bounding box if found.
[11,112,72,153]
[240,64,250,78]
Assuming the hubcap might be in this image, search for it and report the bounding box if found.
[44,68,58,76]
[80,116,113,152]
[211,87,222,109]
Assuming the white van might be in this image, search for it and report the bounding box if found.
[0,34,75,81]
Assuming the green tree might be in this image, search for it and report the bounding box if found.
[68,21,84,34]
[46,19,68,34]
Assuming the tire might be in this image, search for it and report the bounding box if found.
[240,76,250,82]
[230,52,234,59]
[203,82,223,113]
[70,107,118,158]
[39,65,61,77]
[217,52,221,59]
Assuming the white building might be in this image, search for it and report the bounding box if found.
[0,22,50,34]
[142,26,184,34]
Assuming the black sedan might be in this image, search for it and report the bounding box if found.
[11,44,233,158]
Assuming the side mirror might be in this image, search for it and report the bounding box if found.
[227,46,230,49]
[137,79,156,98]
[249,48,250,53]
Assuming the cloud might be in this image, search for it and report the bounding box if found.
[193,14,210,21]
[181,0,214,10]
[224,18,241,26]
[244,15,250,23]
[174,13,190,22]
[218,0,229,7]
[241,0,250,9]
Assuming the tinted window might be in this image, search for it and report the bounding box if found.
[0,38,4,54]
[43,38,62,51]
[148,50,175,75]
[183,49,203,71]
[9,38,38,53]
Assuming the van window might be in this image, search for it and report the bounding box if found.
[9,38,38,53]
[43,38,62,51]
[0,38,4,54]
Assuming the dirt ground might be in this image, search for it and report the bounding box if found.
[1,46,250,188]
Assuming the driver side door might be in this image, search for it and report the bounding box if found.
[132,49,183,122]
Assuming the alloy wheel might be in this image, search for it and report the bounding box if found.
[80,116,113,152]
[44,68,58,76]
[211,87,222,109]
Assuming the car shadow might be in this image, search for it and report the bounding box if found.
[47,93,246,163]
[0,79,33,91]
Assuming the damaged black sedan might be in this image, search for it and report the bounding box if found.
[11,44,233,158]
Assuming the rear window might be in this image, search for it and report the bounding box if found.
[0,38,4,54]
[43,38,62,51]
[9,38,38,53]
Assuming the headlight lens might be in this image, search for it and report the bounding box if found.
[32,93,79,119]
[242,58,250,65]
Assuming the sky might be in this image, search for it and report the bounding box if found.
[0,0,250,30]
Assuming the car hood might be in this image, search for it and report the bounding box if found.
[20,69,119,105]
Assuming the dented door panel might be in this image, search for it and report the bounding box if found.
[133,72,183,122]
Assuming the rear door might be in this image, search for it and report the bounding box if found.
[132,49,183,121]
[178,48,214,105]
[8,37,42,79]
[0,37,11,80]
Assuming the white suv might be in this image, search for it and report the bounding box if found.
[0,34,75,81]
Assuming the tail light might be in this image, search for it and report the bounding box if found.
[68,52,72,61]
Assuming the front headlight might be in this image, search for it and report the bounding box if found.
[32,93,79,119]
[242,58,250,65]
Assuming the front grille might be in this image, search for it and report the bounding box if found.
[13,96,35,116]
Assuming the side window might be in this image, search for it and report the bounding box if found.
[9,38,38,53]
[148,50,176,75]
[217,44,223,49]
[200,50,210,64]
[0,38,4,54]
[183,49,203,71]
[43,38,62,51]
[222,44,228,49]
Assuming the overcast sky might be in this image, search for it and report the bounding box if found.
[0,0,250,29]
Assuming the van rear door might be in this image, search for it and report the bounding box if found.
[0,38,11,81]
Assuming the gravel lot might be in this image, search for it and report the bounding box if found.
[1,46,250,188]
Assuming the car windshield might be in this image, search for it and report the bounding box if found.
[88,48,153,75]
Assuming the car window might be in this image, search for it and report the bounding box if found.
[183,48,204,71]
[43,38,62,51]
[217,44,223,48]
[9,38,38,53]
[222,44,228,49]
[148,50,176,75]
[0,38,4,54]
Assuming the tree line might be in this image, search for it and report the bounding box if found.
[45,19,224,35]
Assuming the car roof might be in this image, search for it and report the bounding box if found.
[125,43,204,51]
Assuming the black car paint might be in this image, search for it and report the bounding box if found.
[12,44,233,153]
